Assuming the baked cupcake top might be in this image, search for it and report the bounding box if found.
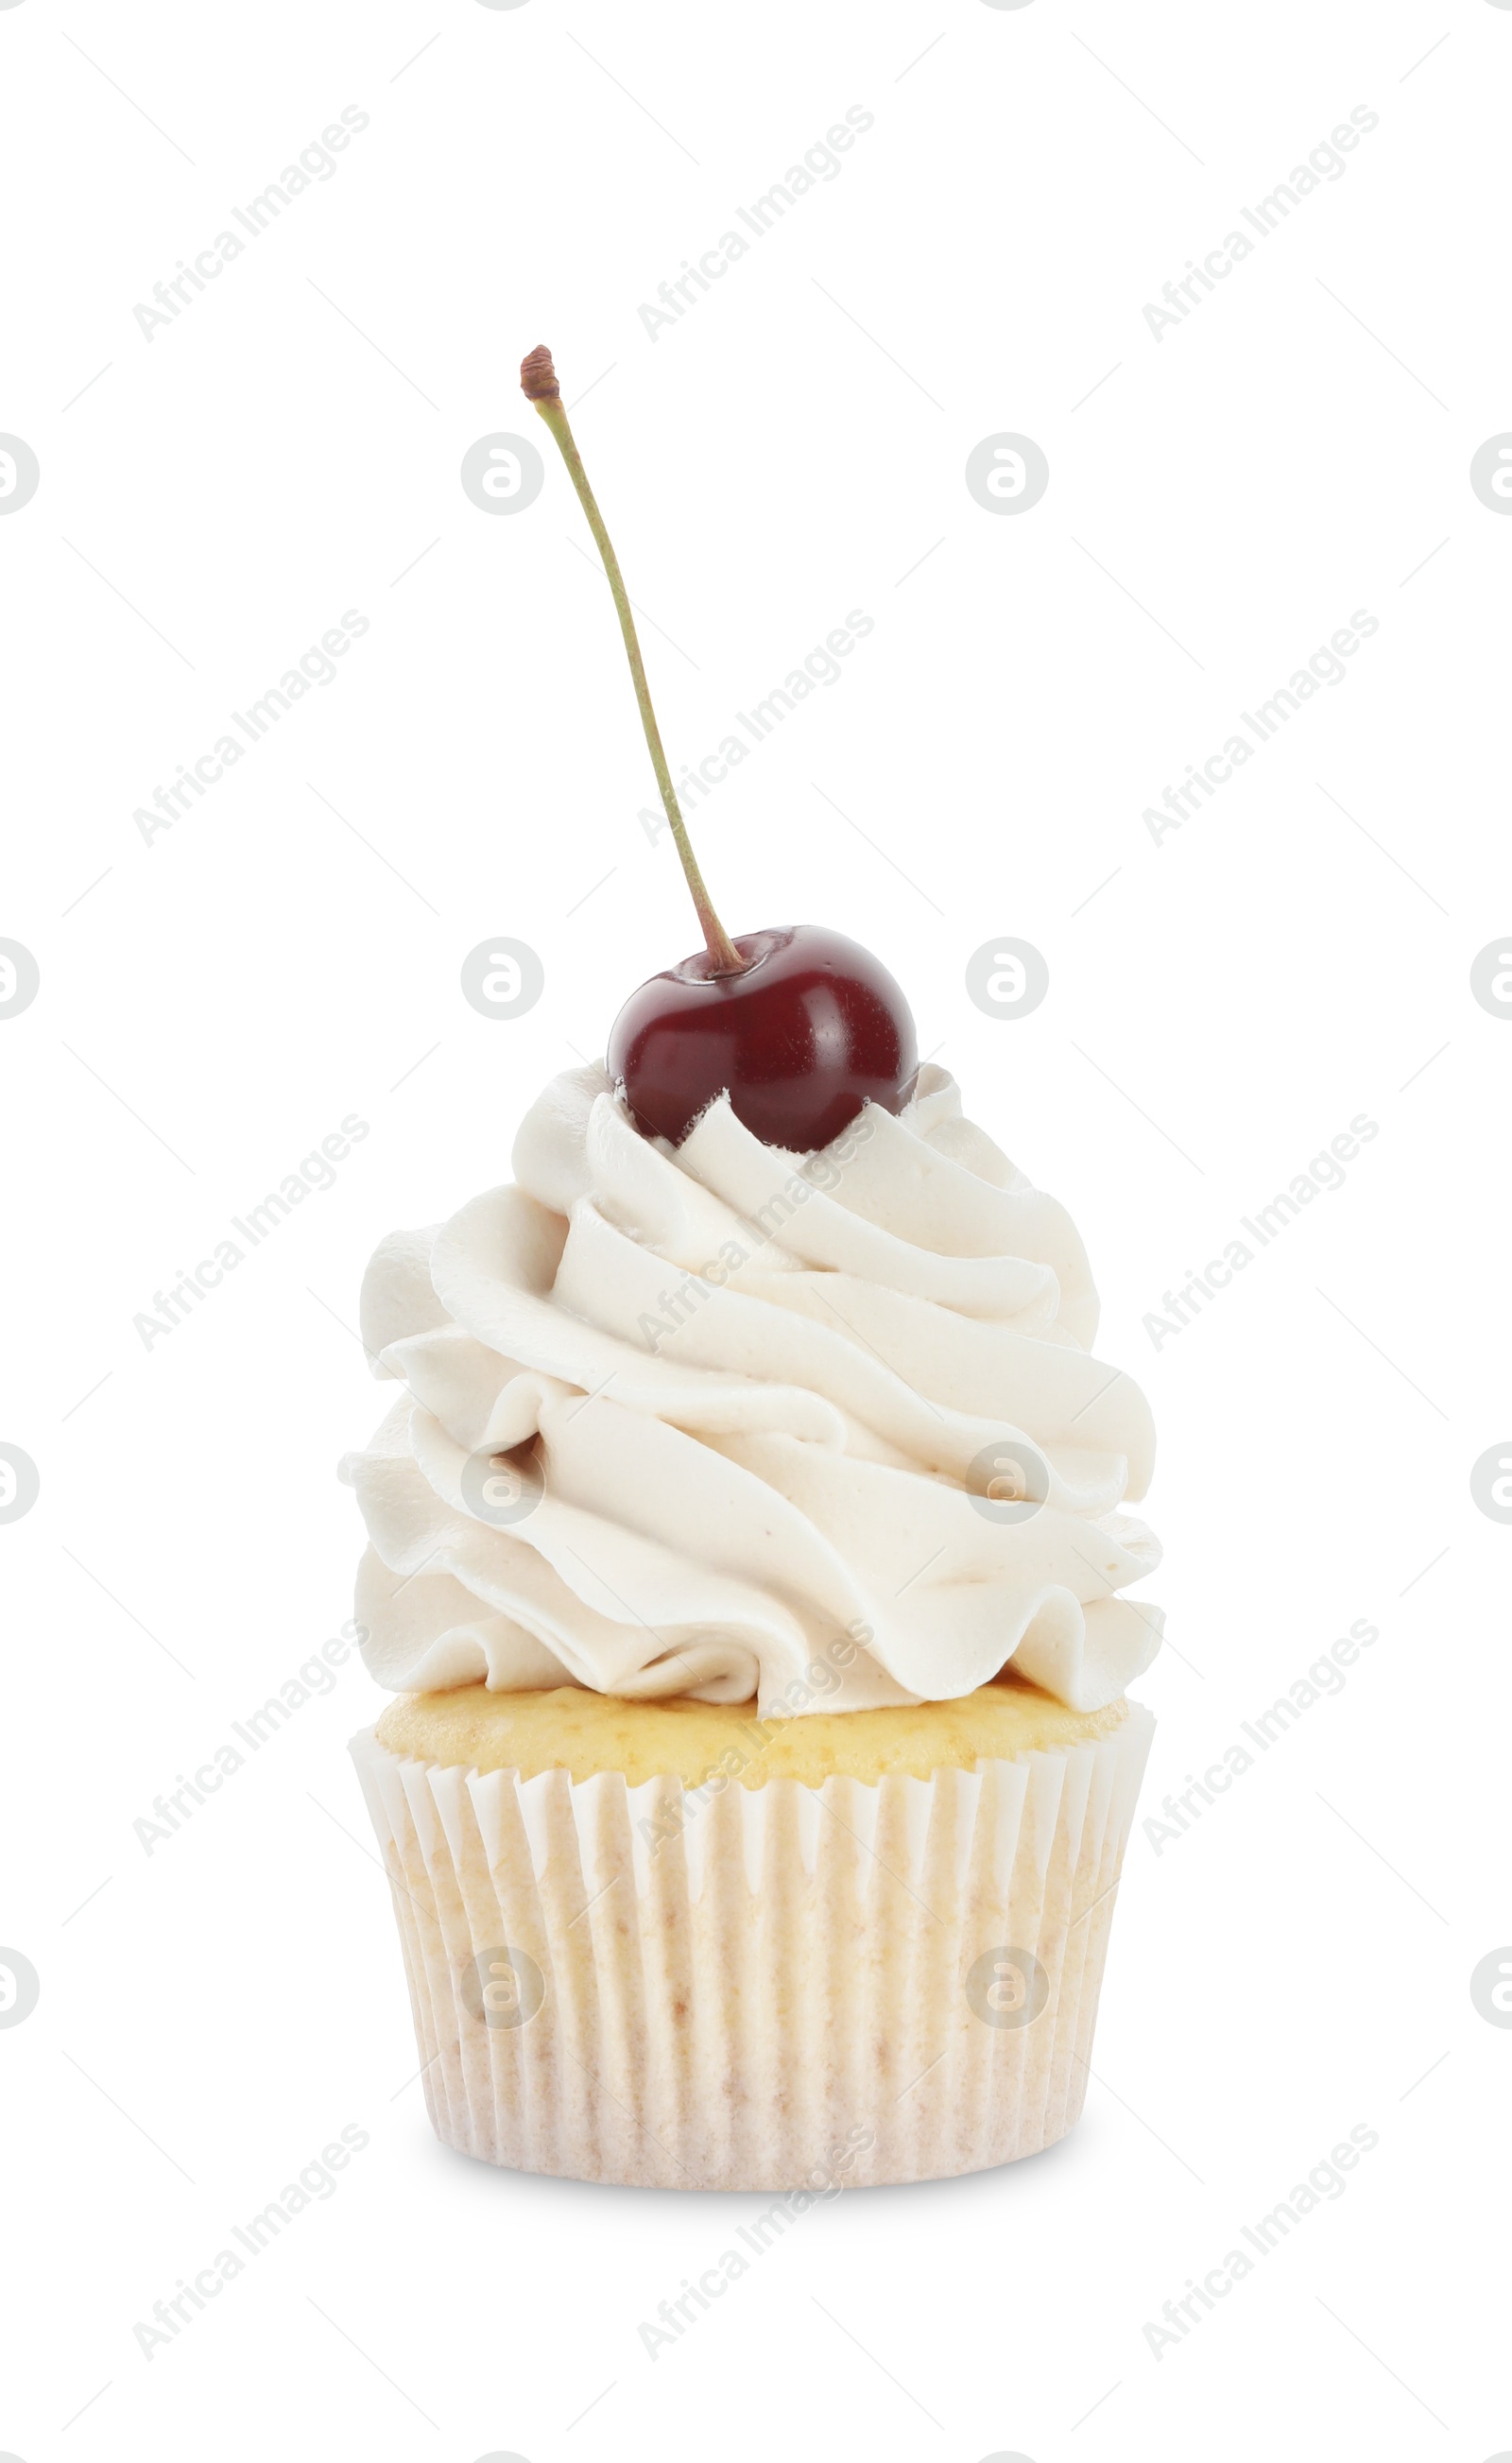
[374,1677,1132,1787]
[341,1062,1161,1717]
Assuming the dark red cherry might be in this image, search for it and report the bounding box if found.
[608,924,918,1150]
[519,350,918,1151]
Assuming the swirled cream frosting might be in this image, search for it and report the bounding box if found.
[340,1064,1162,1714]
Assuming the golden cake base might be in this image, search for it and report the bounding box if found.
[353,1681,1154,2191]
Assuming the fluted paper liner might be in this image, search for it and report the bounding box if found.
[351,1705,1154,2190]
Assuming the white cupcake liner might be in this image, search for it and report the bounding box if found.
[351,1704,1154,2190]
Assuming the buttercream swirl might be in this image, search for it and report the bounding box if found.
[341,1064,1162,1714]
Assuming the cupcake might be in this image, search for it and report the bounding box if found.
[341,346,1162,2191]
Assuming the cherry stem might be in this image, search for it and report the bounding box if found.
[521,345,746,977]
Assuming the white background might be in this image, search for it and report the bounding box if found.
[2,1,1509,2456]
